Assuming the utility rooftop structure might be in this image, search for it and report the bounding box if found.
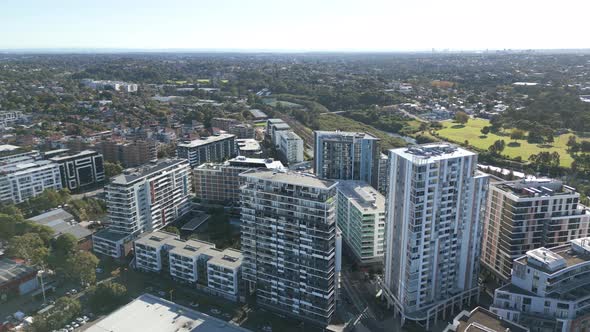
[85,293,251,332]
[491,237,590,332]
[481,178,589,282]
[444,307,530,332]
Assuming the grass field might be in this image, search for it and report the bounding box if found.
[196,79,210,84]
[435,118,589,167]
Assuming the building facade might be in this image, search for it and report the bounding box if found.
[99,140,158,168]
[277,130,304,165]
[313,131,380,189]
[192,157,284,205]
[336,180,385,266]
[49,150,105,191]
[177,134,236,167]
[93,159,192,258]
[0,159,62,204]
[382,144,489,329]
[490,238,590,332]
[240,170,338,325]
[481,179,590,282]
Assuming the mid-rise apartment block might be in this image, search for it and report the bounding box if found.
[240,170,338,325]
[0,110,25,129]
[314,131,380,189]
[134,231,242,300]
[177,134,236,167]
[99,140,158,168]
[93,159,192,258]
[0,159,62,204]
[336,180,385,266]
[193,156,284,205]
[490,238,590,332]
[266,119,291,146]
[377,153,389,195]
[49,150,105,191]
[382,144,489,329]
[277,130,304,165]
[482,179,590,282]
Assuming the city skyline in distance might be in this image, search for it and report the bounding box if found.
[1,0,589,51]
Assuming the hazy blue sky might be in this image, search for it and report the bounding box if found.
[1,0,588,50]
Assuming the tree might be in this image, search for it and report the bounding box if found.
[480,126,491,135]
[510,129,526,140]
[7,233,48,266]
[66,251,99,286]
[488,140,506,155]
[53,234,78,256]
[104,161,124,178]
[88,281,128,313]
[30,296,81,332]
[163,226,180,235]
[454,111,469,124]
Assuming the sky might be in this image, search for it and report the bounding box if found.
[0,0,589,51]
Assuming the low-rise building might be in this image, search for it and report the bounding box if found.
[99,140,158,168]
[28,209,93,250]
[85,293,252,332]
[49,150,105,191]
[265,119,291,146]
[177,134,236,167]
[0,111,25,129]
[277,130,304,165]
[336,181,385,266]
[0,259,39,297]
[134,231,243,300]
[490,238,590,332]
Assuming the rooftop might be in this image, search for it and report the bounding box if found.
[49,149,99,162]
[315,130,379,140]
[337,180,385,213]
[177,134,235,148]
[240,169,337,190]
[181,213,211,231]
[446,307,529,332]
[235,139,261,152]
[494,178,579,199]
[227,156,284,170]
[391,143,475,163]
[84,293,251,332]
[29,209,91,240]
[271,123,291,130]
[517,238,590,274]
[0,159,57,175]
[207,248,243,269]
[0,144,20,153]
[92,228,132,243]
[266,118,285,124]
[110,159,188,185]
[277,131,302,140]
[249,109,267,119]
[0,259,37,286]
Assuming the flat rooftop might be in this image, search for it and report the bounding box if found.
[49,149,99,162]
[83,293,251,332]
[391,143,474,163]
[228,156,284,170]
[0,159,56,174]
[517,238,590,274]
[235,139,261,151]
[181,213,211,231]
[315,131,379,140]
[277,131,302,140]
[92,228,131,243]
[249,109,267,118]
[450,307,529,332]
[337,180,385,213]
[110,159,187,185]
[0,144,20,153]
[240,169,337,190]
[494,178,578,199]
[177,134,235,148]
[207,248,243,270]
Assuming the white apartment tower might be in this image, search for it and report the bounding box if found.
[240,170,338,326]
[382,144,489,329]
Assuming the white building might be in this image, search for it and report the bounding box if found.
[81,79,138,92]
[276,130,304,165]
[0,159,62,204]
[490,238,590,332]
[482,178,590,282]
[240,170,338,325]
[382,143,489,329]
[93,159,192,258]
[176,134,236,168]
[336,180,385,266]
[134,231,242,300]
[0,111,24,129]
